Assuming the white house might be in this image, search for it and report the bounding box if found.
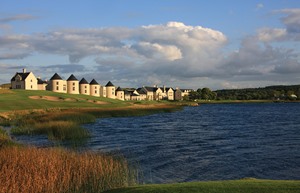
[11,69,38,90]
[48,73,67,93]
[79,78,90,95]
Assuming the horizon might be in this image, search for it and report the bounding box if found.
[1,0,300,90]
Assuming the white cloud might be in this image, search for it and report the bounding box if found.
[1,18,300,89]
[257,28,287,42]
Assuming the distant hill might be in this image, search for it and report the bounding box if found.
[215,84,300,100]
[0,83,11,89]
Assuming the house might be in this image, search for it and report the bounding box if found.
[105,81,116,99]
[136,88,147,100]
[174,88,182,100]
[48,73,67,93]
[90,79,100,97]
[166,87,175,100]
[67,74,79,94]
[79,78,90,95]
[37,78,48,90]
[11,69,38,90]
[116,87,125,100]
[174,88,193,100]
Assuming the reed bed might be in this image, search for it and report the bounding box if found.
[10,111,92,141]
[0,146,136,193]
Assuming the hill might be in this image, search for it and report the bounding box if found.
[215,84,300,100]
[0,89,128,113]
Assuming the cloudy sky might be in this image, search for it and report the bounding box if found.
[1,0,300,90]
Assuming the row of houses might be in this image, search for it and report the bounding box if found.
[11,69,193,101]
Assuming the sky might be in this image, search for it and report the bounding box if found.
[1,0,300,90]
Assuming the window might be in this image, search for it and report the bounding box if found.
[95,90,97,94]
[85,86,87,88]
[31,85,33,89]
[73,82,75,86]
[56,86,59,90]
[73,87,75,91]
[85,90,87,93]
[56,82,59,85]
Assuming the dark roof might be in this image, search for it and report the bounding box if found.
[105,81,114,87]
[50,73,62,80]
[79,78,89,84]
[116,87,123,92]
[11,72,30,81]
[143,86,158,92]
[37,78,47,84]
[136,88,147,94]
[90,79,99,85]
[67,74,78,81]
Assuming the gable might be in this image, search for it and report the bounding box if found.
[11,72,30,81]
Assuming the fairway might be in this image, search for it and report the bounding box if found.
[104,179,300,193]
[0,89,128,112]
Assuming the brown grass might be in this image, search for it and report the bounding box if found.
[0,146,135,193]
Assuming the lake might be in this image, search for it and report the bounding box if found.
[15,103,300,183]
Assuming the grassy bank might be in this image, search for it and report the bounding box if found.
[0,146,136,193]
[104,179,300,193]
[0,90,181,141]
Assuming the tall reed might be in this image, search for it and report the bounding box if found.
[0,146,136,193]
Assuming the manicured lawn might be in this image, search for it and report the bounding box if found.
[0,89,128,112]
[104,179,300,193]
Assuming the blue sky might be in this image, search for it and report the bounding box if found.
[1,0,300,89]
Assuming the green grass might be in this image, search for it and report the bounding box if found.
[104,179,300,193]
[0,89,128,112]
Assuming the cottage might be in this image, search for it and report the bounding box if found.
[37,78,48,90]
[89,79,100,97]
[116,87,125,100]
[67,74,79,94]
[105,81,116,99]
[79,78,90,95]
[11,69,38,90]
[48,73,67,93]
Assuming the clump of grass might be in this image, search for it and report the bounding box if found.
[10,111,93,141]
[0,146,136,193]
[0,127,17,147]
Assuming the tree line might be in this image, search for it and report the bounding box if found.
[187,85,300,101]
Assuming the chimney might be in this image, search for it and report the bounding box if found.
[23,68,26,73]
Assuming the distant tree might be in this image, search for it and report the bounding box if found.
[189,90,200,100]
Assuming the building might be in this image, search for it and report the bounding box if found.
[11,69,38,90]
[90,79,100,97]
[79,78,90,95]
[67,74,79,94]
[48,73,67,93]
[37,78,48,90]
[10,69,192,101]
[105,81,116,99]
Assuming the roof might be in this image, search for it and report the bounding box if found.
[11,72,30,81]
[136,87,147,94]
[67,74,78,81]
[79,78,89,84]
[37,78,47,84]
[89,79,99,85]
[50,73,62,80]
[116,87,123,92]
[143,86,158,92]
[105,81,114,87]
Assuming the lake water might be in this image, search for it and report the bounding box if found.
[15,103,300,183]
